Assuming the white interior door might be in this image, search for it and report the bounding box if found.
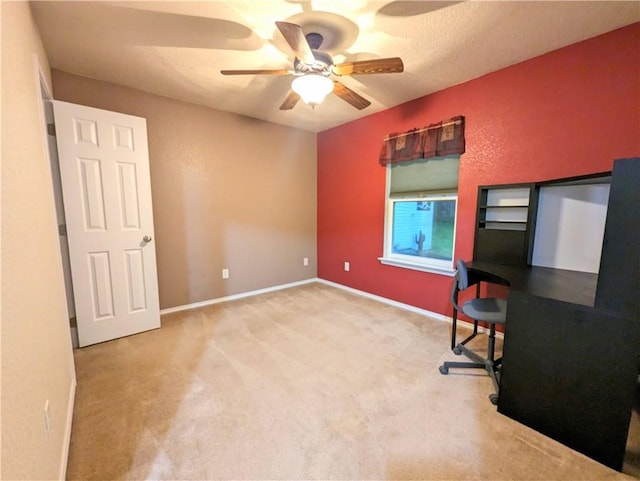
[52,100,160,347]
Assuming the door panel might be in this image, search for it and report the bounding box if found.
[79,157,107,230]
[124,249,147,312]
[117,162,141,229]
[53,100,160,347]
[73,118,99,146]
[88,251,115,319]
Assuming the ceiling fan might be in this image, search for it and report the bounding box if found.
[221,21,404,111]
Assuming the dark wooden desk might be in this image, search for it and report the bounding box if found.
[469,262,598,307]
[468,261,640,471]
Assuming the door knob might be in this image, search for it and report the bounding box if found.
[143,235,152,243]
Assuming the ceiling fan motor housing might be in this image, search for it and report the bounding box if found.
[294,50,334,74]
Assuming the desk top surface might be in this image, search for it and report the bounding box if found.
[468,262,598,307]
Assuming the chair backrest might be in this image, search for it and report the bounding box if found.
[456,259,470,291]
[450,259,470,313]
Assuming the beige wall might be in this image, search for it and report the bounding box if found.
[51,71,318,309]
[1,3,76,479]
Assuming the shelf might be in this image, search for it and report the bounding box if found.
[480,204,529,209]
[485,187,531,208]
[479,220,526,224]
[482,205,529,224]
[481,222,527,232]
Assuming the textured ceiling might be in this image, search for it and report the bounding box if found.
[32,1,639,133]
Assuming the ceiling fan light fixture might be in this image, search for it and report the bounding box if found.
[291,74,334,106]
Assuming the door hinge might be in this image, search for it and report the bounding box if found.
[58,224,67,236]
[47,123,56,136]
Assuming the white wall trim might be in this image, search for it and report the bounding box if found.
[58,376,76,480]
[159,278,318,315]
[378,257,456,276]
[316,278,503,339]
[317,278,452,322]
[34,53,53,99]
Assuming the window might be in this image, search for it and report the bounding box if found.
[380,156,459,274]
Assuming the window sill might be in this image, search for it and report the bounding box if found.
[378,257,456,276]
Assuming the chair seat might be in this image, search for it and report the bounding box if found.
[462,298,507,324]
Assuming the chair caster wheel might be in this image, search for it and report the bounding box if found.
[453,346,462,355]
[489,393,499,405]
[439,365,449,375]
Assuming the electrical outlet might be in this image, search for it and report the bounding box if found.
[303,257,309,266]
[44,400,51,436]
[344,261,350,272]
[222,268,229,279]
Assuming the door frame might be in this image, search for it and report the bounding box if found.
[34,61,78,348]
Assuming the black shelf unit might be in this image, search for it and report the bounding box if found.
[473,183,539,266]
[474,171,612,267]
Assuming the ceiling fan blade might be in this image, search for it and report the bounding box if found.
[220,69,292,76]
[332,57,404,76]
[332,81,371,110]
[377,1,461,17]
[32,2,263,51]
[275,21,316,65]
[279,90,301,110]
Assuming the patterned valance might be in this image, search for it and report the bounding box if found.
[379,116,465,166]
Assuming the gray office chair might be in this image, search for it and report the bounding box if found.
[439,259,507,405]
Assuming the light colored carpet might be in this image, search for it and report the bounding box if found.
[67,282,637,480]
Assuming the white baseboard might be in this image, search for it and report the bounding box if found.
[317,278,451,321]
[316,278,503,339]
[59,375,76,480]
[159,278,318,315]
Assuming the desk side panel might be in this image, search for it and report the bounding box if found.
[498,291,640,471]
[595,157,640,318]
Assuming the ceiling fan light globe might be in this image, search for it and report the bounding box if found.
[292,74,334,106]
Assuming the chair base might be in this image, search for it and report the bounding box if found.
[439,342,501,406]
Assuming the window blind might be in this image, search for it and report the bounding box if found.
[389,156,459,197]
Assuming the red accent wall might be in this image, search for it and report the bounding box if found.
[317,23,640,316]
